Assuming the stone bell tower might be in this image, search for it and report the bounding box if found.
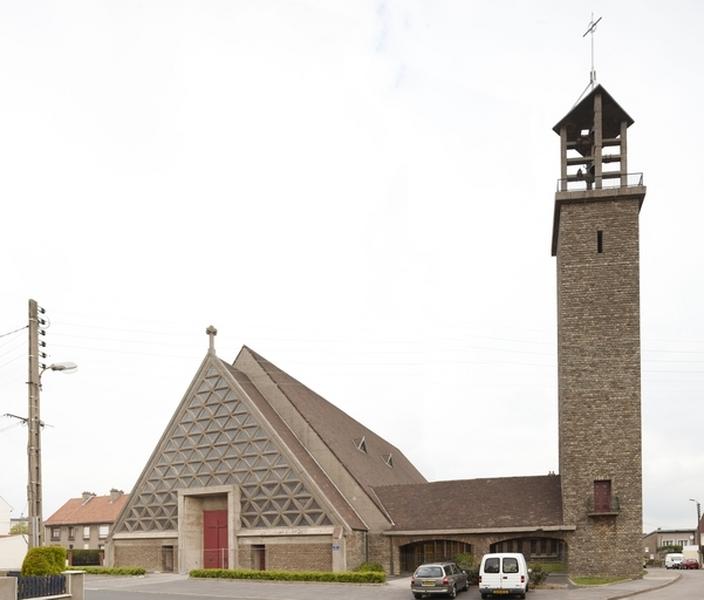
[552,84,646,577]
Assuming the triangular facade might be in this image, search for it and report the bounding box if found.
[114,355,332,535]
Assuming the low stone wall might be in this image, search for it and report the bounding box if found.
[267,543,331,572]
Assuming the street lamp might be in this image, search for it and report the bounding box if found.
[27,361,78,548]
[689,498,701,554]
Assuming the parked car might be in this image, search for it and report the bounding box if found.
[411,561,469,598]
[478,552,529,599]
[664,553,684,569]
[681,558,700,569]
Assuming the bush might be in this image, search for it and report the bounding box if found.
[189,568,385,583]
[70,549,102,566]
[528,565,547,585]
[75,566,146,576]
[22,547,67,576]
[353,562,385,573]
[453,552,475,570]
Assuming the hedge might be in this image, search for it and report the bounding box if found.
[190,568,385,583]
[74,566,146,576]
[70,549,102,566]
[22,547,67,576]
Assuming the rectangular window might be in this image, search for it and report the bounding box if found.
[83,526,90,539]
[98,525,109,539]
[597,230,603,253]
[51,527,61,541]
[68,527,75,541]
[594,479,612,512]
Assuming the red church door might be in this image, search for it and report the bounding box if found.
[203,510,228,568]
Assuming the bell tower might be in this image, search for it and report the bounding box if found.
[552,85,646,577]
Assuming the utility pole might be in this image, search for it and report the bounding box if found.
[27,299,43,548]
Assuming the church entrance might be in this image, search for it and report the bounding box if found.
[203,510,228,568]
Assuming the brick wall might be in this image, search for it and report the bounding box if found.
[345,530,367,570]
[266,543,331,571]
[113,539,167,571]
[556,195,643,577]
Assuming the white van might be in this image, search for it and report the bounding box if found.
[664,552,683,569]
[479,552,529,598]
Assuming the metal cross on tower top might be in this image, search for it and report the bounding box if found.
[583,13,602,90]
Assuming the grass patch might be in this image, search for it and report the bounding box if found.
[571,575,626,586]
[73,566,146,576]
[529,562,566,574]
[190,568,385,583]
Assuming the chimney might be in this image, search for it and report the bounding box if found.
[81,491,95,503]
[109,489,124,502]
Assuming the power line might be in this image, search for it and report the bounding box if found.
[0,325,27,340]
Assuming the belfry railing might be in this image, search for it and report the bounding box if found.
[556,172,644,192]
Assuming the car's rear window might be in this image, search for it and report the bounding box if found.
[416,566,443,577]
[484,558,500,574]
[503,558,519,573]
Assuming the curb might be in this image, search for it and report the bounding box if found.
[606,573,681,600]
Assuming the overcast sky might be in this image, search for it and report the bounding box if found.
[1,1,702,537]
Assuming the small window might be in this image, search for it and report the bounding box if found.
[354,436,367,453]
[597,230,603,253]
[51,527,61,541]
[98,524,109,539]
[83,526,90,539]
[68,526,75,541]
[383,453,393,468]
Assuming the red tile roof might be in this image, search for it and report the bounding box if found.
[45,494,129,526]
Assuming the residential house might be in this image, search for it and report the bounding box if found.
[642,528,695,564]
[45,490,129,551]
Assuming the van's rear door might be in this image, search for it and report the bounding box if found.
[482,557,502,591]
[500,557,523,592]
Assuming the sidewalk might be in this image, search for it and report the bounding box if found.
[546,569,680,600]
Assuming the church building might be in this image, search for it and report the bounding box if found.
[108,83,646,577]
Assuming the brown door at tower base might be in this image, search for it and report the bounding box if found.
[203,510,228,569]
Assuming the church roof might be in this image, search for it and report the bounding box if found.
[220,360,367,530]
[373,475,563,531]
[552,84,634,139]
[233,346,427,500]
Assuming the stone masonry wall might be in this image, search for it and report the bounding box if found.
[266,543,331,571]
[113,539,170,571]
[556,196,643,577]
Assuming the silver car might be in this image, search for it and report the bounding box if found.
[411,561,469,598]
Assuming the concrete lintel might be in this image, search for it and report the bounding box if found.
[111,531,178,540]
[555,185,646,204]
[238,526,335,537]
[383,525,577,536]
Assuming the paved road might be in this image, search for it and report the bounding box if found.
[85,568,694,600]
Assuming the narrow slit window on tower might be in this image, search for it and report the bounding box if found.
[597,230,603,254]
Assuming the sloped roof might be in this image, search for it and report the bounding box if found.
[220,360,366,530]
[553,84,634,139]
[234,347,427,499]
[45,494,129,526]
[373,475,563,531]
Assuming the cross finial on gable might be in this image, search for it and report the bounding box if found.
[206,325,217,354]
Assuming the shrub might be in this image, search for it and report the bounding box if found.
[453,552,475,570]
[528,565,547,585]
[189,568,385,583]
[70,549,102,566]
[21,547,67,576]
[75,566,146,576]
[353,561,385,573]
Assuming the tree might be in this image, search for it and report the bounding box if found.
[10,521,29,535]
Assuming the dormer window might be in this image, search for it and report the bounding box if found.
[383,453,393,468]
[354,436,367,454]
